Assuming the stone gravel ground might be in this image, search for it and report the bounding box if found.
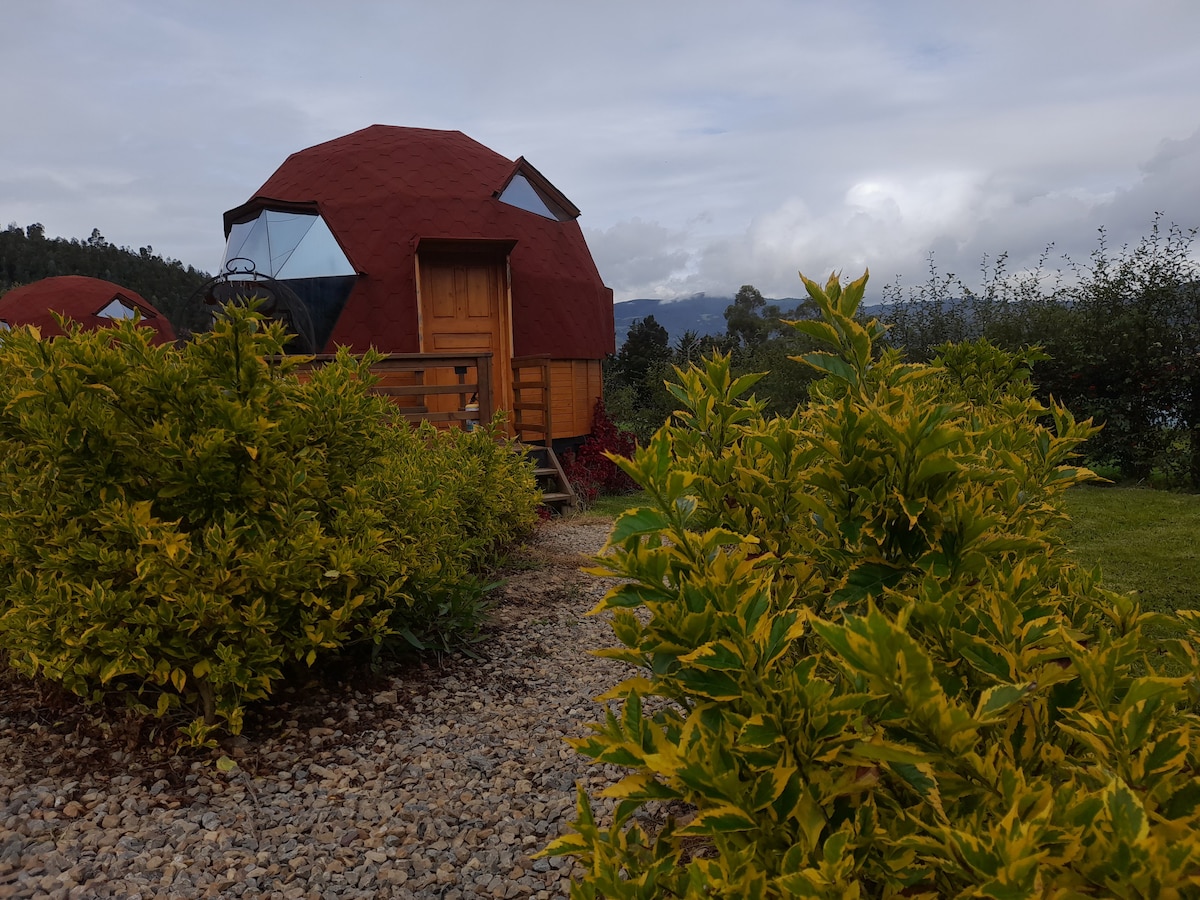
[0,517,640,900]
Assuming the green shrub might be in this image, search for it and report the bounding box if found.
[547,272,1200,897]
[427,413,540,563]
[0,307,536,742]
[1084,458,1124,484]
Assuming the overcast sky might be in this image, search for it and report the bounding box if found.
[4,0,1199,303]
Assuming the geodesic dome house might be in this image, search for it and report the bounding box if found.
[0,275,176,344]
[219,125,615,441]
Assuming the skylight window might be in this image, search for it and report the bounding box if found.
[498,173,570,221]
[96,298,141,320]
[221,210,355,279]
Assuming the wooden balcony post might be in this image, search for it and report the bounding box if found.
[476,354,494,424]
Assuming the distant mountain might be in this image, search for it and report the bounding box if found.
[613,294,807,348]
[613,295,728,347]
[612,293,901,349]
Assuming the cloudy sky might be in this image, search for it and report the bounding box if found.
[4,0,1199,303]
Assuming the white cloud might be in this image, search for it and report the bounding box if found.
[1,0,1198,302]
[584,219,693,298]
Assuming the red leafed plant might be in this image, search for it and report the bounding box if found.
[560,399,638,504]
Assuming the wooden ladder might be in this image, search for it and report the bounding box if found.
[510,354,577,512]
[522,443,578,513]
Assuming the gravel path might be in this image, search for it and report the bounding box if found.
[0,518,633,899]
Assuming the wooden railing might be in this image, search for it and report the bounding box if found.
[510,354,553,444]
[298,352,494,430]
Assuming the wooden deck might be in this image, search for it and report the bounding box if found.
[298,351,599,443]
[296,351,577,508]
[298,352,496,431]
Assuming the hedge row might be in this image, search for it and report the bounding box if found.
[549,273,1200,897]
[0,307,537,743]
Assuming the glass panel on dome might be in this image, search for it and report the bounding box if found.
[262,210,317,275]
[498,173,566,221]
[223,216,270,276]
[220,210,353,279]
[97,298,140,320]
[283,275,357,351]
[223,220,255,264]
[275,216,355,279]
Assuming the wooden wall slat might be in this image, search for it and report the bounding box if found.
[548,359,601,440]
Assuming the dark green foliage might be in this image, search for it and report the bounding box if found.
[882,218,1200,487]
[605,287,821,444]
[723,283,772,347]
[614,314,670,385]
[0,223,212,337]
[603,315,678,443]
[0,307,537,743]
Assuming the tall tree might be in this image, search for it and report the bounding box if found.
[724,284,770,348]
[614,314,670,384]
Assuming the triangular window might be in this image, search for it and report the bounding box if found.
[97,297,143,320]
[221,210,354,279]
[498,172,570,221]
[219,208,358,353]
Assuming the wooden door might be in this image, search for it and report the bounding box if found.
[417,251,512,427]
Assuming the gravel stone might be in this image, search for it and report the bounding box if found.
[0,518,632,898]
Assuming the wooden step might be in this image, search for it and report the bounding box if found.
[520,443,578,512]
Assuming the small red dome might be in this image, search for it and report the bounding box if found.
[0,275,177,344]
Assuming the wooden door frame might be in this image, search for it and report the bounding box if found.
[414,239,517,431]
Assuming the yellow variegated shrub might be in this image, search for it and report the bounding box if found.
[547,272,1200,897]
[0,306,536,743]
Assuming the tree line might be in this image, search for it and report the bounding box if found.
[0,223,212,336]
[883,216,1200,488]
[604,284,826,442]
[604,216,1200,490]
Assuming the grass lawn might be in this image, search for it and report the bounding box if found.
[582,486,1200,615]
[1061,485,1200,615]
[582,491,650,521]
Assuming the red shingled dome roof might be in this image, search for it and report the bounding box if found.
[223,125,614,357]
[0,276,176,344]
